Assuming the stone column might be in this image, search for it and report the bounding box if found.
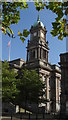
[41,49,43,59]
[35,49,37,59]
[47,51,49,62]
[40,48,41,59]
[46,51,47,61]
[46,75,50,112]
[38,47,40,59]
[56,78,59,112]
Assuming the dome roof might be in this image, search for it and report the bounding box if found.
[33,15,44,28]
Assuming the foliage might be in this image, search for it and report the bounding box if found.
[47,2,68,40]
[2,2,30,41]
[2,61,45,109]
[35,2,68,40]
[2,60,19,103]
[17,69,44,106]
[18,29,30,42]
[2,1,68,41]
[35,2,44,11]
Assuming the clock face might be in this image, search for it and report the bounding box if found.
[41,32,44,38]
[33,32,37,36]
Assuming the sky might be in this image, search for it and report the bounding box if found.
[2,2,66,65]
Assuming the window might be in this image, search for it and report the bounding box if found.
[30,50,35,59]
[43,50,46,59]
[33,51,35,58]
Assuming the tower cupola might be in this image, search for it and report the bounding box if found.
[33,15,44,28]
[30,15,47,43]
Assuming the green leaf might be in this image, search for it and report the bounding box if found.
[18,31,22,36]
[7,27,13,35]
[23,0,28,8]
[65,8,68,15]
[20,36,25,42]
[23,29,30,37]
[50,30,57,36]
[58,34,63,40]
[63,32,67,37]
[52,22,60,28]
[7,32,10,37]
[55,17,61,22]
[35,2,44,11]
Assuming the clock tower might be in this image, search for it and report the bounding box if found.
[26,15,49,67]
[26,16,51,112]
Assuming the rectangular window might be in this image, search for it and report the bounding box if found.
[30,50,35,59]
[43,50,46,59]
[33,50,35,58]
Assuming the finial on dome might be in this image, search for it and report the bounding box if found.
[37,14,40,22]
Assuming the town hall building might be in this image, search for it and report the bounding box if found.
[10,16,61,113]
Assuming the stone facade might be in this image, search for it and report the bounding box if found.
[10,17,61,114]
[24,17,61,113]
[9,58,25,72]
[59,52,68,115]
